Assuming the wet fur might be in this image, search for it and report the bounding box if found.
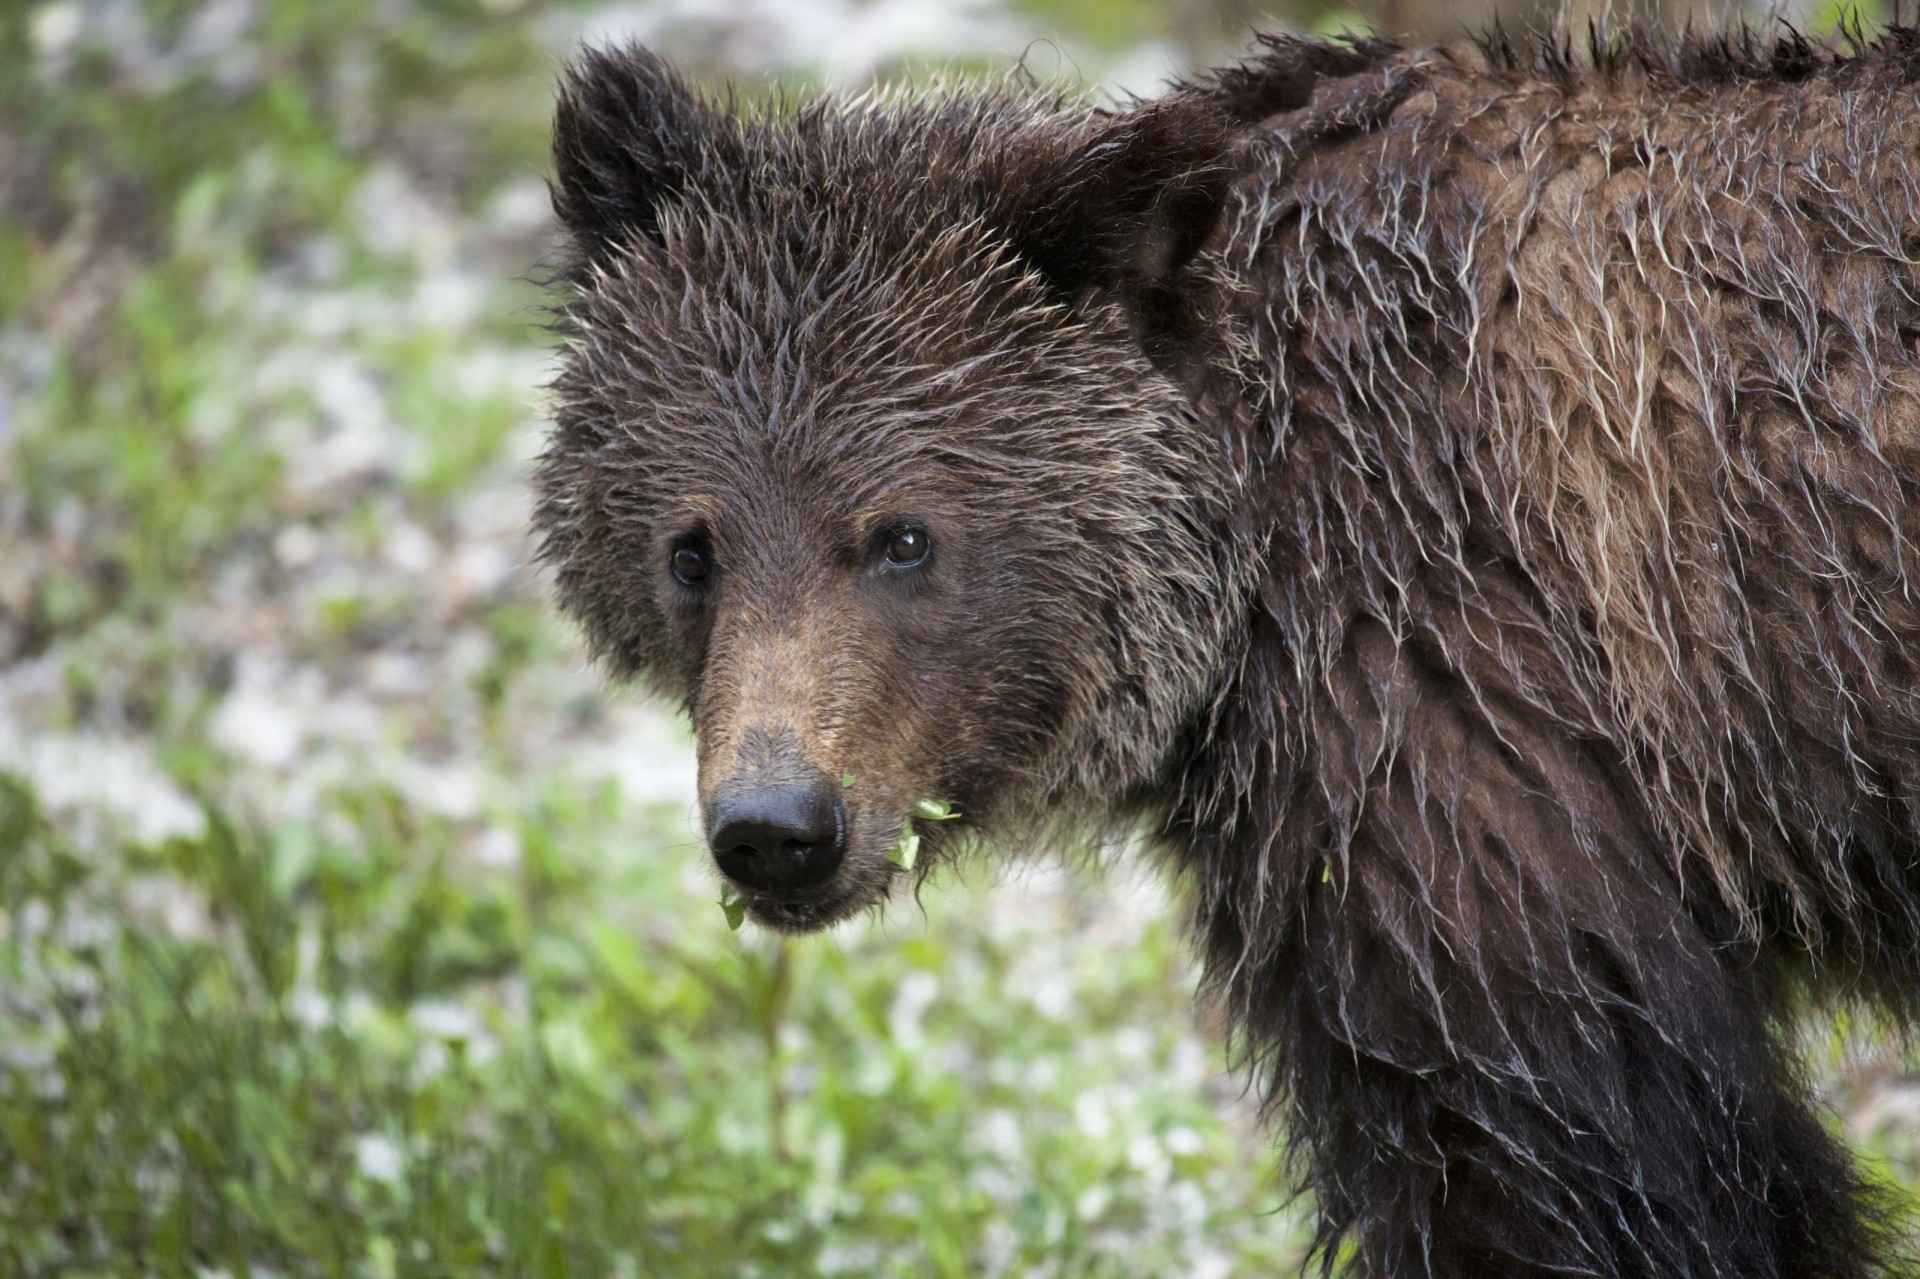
[537,24,1920,1279]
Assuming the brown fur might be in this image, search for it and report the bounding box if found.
[536,25,1920,1278]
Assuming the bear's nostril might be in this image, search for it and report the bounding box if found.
[707,780,845,893]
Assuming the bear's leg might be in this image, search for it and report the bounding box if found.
[1210,633,1903,1278]
[1276,886,1893,1279]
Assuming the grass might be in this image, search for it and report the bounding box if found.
[0,769,1303,1277]
[1,1,1914,1276]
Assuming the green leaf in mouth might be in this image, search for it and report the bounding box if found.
[890,831,921,871]
[910,798,959,823]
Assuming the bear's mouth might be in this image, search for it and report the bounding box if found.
[732,862,899,933]
[724,814,964,934]
[740,886,878,934]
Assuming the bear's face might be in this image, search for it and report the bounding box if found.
[536,46,1247,930]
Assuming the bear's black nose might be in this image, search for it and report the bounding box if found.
[708,781,845,893]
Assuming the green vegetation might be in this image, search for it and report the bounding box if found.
[892,799,962,871]
[0,770,1304,1275]
[719,884,749,931]
[1,1,1913,1275]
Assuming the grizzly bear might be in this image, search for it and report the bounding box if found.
[535,25,1920,1279]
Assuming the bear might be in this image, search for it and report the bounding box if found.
[534,26,1920,1279]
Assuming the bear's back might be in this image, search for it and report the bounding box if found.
[1213,36,1920,977]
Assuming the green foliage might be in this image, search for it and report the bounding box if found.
[0,771,1302,1276]
[892,800,961,869]
[1011,0,1169,51]
[719,884,749,930]
[1806,1,1886,42]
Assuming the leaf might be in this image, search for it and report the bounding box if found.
[719,887,747,931]
[910,798,959,822]
[841,773,856,789]
[890,832,920,871]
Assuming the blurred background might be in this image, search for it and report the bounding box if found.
[0,0,1910,1275]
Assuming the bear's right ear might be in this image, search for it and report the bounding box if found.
[994,93,1237,366]
[551,44,718,280]
[1010,96,1236,304]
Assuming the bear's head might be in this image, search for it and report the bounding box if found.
[536,45,1250,931]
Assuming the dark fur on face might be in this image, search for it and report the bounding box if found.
[538,25,1920,1279]
[538,49,1247,928]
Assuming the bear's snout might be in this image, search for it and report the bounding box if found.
[706,776,846,896]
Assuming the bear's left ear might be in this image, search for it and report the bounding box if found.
[550,44,723,282]
[1007,95,1237,315]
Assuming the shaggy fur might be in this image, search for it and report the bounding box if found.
[536,25,1920,1279]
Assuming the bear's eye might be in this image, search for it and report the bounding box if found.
[671,543,709,586]
[884,527,930,568]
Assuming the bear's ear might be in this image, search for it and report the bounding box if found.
[1009,95,1236,309]
[551,44,719,280]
